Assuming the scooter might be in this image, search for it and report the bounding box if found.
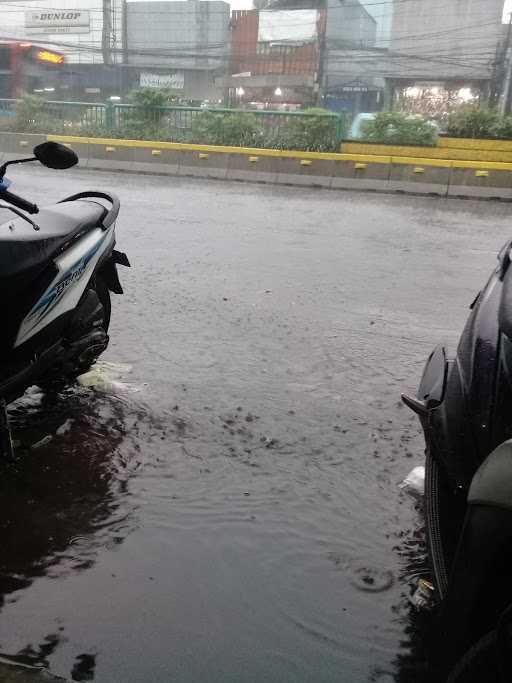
[0,141,129,459]
[403,239,512,681]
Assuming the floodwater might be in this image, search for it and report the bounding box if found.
[1,166,512,682]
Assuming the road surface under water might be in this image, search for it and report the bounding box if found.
[1,166,512,682]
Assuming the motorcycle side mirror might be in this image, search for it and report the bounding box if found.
[33,141,78,170]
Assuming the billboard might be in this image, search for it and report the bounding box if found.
[140,72,185,90]
[258,10,318,43]
[25,10,90,34]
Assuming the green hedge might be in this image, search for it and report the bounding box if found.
[360,112,438,146]
[0,95,347,153]
[446,106,512,140]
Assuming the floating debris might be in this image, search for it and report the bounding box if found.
[77,361,137,394]
[399,465,425,496]
[31,435,53,450]
[56,419,74,436]
[410,578,436,611]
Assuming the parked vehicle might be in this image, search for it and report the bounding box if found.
[403,240,512,681]
[347,112,376,140]
[0,141,129,458]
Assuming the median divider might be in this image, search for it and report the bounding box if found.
[179,149,230,180]
[332,154,391,191]
[275,155,334,187]
[132,145,181,175]
[448,161,512,199]
[226,152,278,183]
[389,157,451,196]
[0,132,46,162]
[0,133,495,200]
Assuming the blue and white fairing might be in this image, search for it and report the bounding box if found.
[15,225,115,348]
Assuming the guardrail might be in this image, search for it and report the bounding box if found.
[0,99,347,149]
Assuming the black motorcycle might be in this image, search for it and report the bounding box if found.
[0,141,129,459]
[403,239,512,681]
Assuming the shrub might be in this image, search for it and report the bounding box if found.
[117,87,181,137]
[274,107,345,152]
[191,111,264,147]
[11,95,49,132]
[360,112,438,146]
[495,115,512,139]
[446,106,502,139]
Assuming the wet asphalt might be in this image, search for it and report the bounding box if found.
[1,166,512,683]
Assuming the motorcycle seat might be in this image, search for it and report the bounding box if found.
[0,200,105,280]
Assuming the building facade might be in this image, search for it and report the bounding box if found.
[226,8,326,107]
[125,0,230,101]
[324,0,379,114]
[0,0,124,64]
[0,0,230,101]
[385,0,507,103]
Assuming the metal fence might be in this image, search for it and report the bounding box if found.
[0,99,347,149]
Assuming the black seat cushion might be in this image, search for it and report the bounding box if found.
[0,200,105,280]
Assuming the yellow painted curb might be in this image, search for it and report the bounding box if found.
[343,141,512,163]
[46,133,512,174]
[390,156,452,168]
[46,134,391,164]
[452,160,512,171]
[439,137,512,153]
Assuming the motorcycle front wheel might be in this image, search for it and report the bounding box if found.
[425,451,466,600]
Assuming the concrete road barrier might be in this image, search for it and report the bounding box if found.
[331,155,391,191]
[276,156,334,188]
[86,140,135,171]
[132,145,181,175]
[227,152,278,184]
[179,149,229,179]
[448,161,512,199]
[0,132,46,161]
[3,132,512,200]
[389,157,450,196]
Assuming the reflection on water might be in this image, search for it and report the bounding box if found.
[0,385,148,675]
[391,497,436,683]
[0,377,430,682]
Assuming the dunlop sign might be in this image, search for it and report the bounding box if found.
[25,10,90,34]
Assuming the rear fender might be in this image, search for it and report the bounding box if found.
[98,249,130,295]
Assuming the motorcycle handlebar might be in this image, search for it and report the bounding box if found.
[0,189,39,214]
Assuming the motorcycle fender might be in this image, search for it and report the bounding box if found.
[468,440,512,510]
[100,250,130,295]
[418,344,449,407]
[402,344,448,416]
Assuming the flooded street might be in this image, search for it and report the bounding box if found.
[1,167,512,682]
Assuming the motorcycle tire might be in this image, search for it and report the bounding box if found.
[446,630,500,683]
[425,450,467,601]
[425,450,450,599]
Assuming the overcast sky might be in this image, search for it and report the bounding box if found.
[505,0,512,21]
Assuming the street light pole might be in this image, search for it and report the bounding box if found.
[102,0,113,66]
[499,12,512,114]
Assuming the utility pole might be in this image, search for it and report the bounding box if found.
[122,0,128,65]
[499,12,512,114]
[316,5,327,106]
[102,0,113,66]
